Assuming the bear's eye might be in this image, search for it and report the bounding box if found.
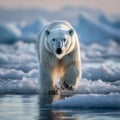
[52,39,55,41]
[63,38,66,41]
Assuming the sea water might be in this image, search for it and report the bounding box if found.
[0,95,120,120]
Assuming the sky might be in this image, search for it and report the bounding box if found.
[0,0,120,14]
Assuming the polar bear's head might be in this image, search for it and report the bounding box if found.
[45,28,76,59]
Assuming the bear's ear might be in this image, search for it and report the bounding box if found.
[45,30,50,36]
[69,29,74,36]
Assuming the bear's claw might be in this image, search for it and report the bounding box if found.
[62,82,74,90]
[48,89,59,95]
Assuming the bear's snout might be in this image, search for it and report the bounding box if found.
[56,48,62,54]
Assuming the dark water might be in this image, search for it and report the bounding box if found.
[0,95,120,120]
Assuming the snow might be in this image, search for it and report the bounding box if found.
[82,64,120,82]
[81,41,120,62]
[77,79,120,94]
[0,64,120,94]
[0,40,120,95]
[0,42,120,94]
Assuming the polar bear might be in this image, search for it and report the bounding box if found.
[36,20,81,95]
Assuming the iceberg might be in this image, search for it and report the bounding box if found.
[76,13,120,44]
[0,24,21,43]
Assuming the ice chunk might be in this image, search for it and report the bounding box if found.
[52,93,120,109]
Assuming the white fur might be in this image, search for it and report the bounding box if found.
[36,20,82,94]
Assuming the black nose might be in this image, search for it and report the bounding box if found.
[56,48,62,54]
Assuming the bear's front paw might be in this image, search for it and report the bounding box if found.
[48,89,59,95]
[61,82,74,90]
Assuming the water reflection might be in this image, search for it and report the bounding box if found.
[38,108,77,120]
[38,94,78,120]
[38,94,60,120]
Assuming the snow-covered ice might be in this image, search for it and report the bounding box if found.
[52,93,120,109]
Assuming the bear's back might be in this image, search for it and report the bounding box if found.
[46,20,73,30]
